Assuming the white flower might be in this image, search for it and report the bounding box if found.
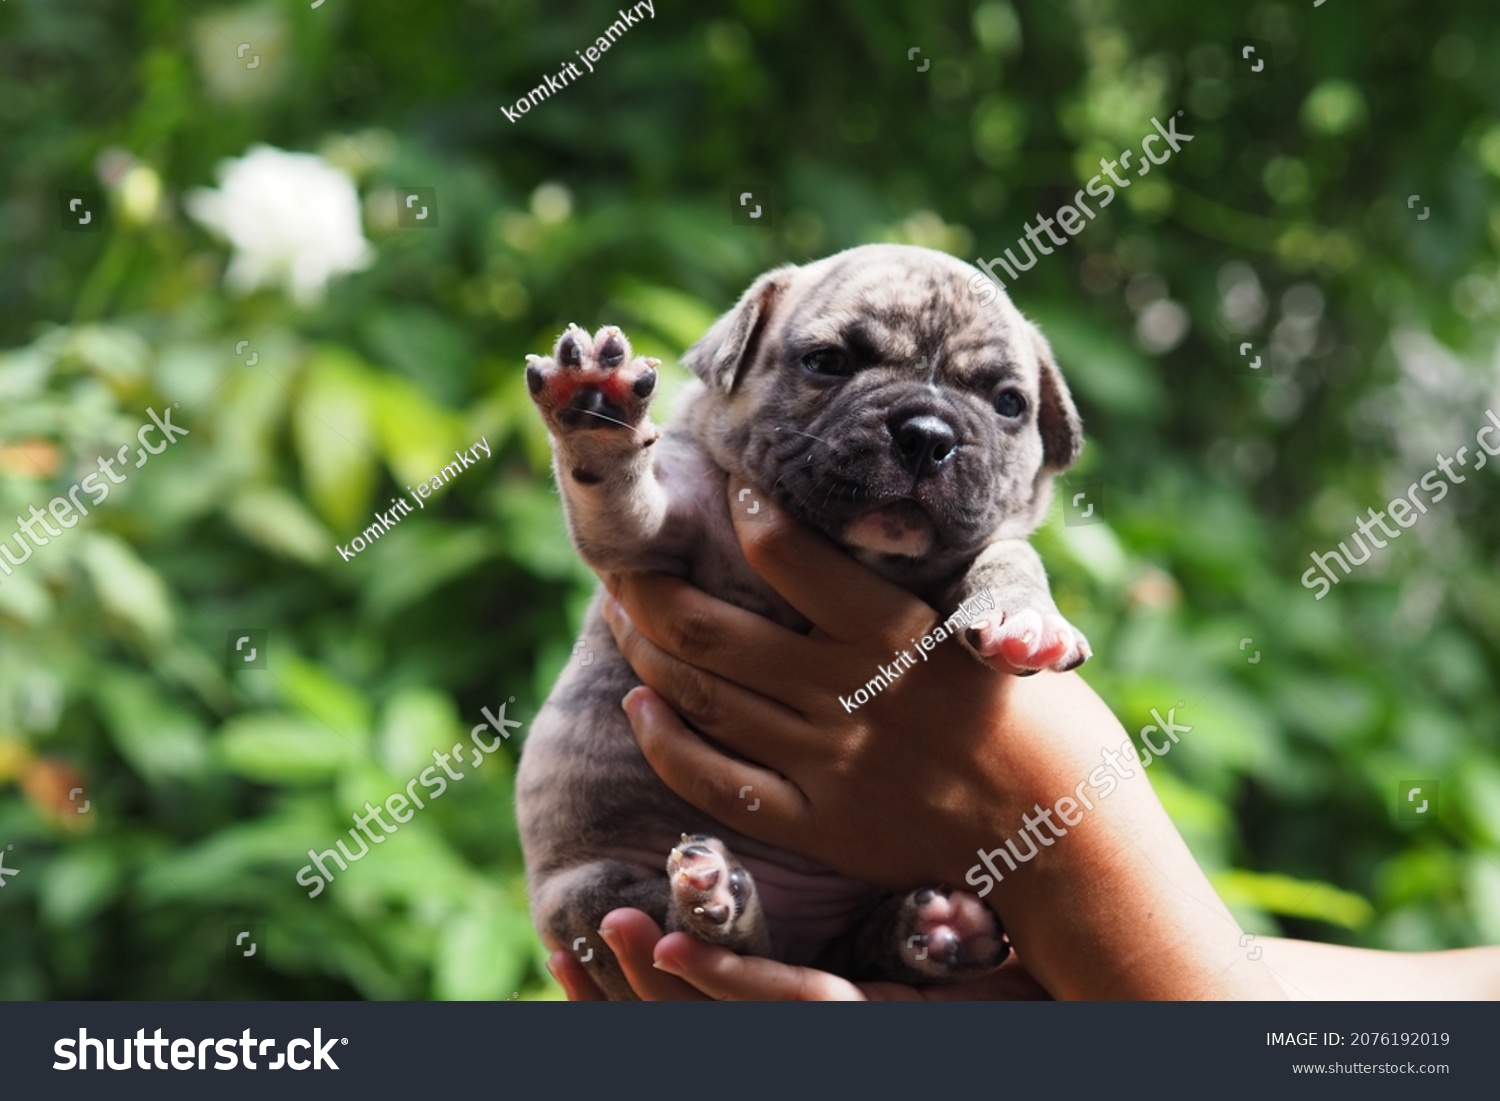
[186,144,374,306]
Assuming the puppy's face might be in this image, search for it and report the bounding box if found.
[684,244,1081,583]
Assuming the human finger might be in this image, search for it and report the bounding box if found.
[547,949,606,1002]
[652,931,867,1001]
[604,600,819,770]
[598,908,711,1001]
[604,571,827,705]
[621,686,806,847]
[727,476,935,645]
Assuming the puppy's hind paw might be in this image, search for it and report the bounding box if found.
[897,887,1009,980]
[665,834,772,957]
[963,608,1091,674]
[525,324,659,439]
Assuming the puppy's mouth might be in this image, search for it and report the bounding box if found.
[840,498,937,558]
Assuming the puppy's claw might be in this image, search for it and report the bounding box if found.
[964,607,1090,674]
[526,323,660,439]
[665,834,770,953]
[898,887,1008,978]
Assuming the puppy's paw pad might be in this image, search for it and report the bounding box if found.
[667,834,756,948]
[965,608,1090,673]
[525,323,659,434]
[898,887,1008,978]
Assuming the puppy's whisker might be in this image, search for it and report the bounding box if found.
[773,426,829,446]
[574,408,635,431]
[792,471,836,514]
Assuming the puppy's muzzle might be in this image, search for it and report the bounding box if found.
[890,412,958,479]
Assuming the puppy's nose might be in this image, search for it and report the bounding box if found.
[890,414,958,478]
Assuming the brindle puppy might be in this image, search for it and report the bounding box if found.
[516,244,1088,1000]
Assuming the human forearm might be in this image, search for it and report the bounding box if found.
[602,486,1286,999]
[980,675,1287,1000]
[1258,938,1500,1000]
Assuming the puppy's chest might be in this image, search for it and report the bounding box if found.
[652,430,808,626]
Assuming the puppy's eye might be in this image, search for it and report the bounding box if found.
[993,389,1027,419]
[802,348,852,378]
[728,870,744,897]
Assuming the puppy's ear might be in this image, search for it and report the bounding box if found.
[1029,324,1083,472]
[682,265,796,393]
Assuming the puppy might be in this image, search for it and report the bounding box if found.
[515,244,1088,999]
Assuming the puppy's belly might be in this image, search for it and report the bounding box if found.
[735,854,884,965]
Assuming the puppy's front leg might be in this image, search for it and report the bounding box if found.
[953,538,1090,673]
[526,324,680,572]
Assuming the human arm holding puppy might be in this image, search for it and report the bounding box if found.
[561,483,1500,1001]
[570,477,1285,1001]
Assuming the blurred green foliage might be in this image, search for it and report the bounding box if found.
[1,0,1498,999]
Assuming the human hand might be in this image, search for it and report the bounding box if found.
[598,477,1286,1000]
[597,479,1128,894]
[547,908,1051,1002]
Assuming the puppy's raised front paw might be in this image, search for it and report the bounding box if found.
[666,834,771,956]
[526,323,659,437]
[897,887,1009,980]
[963,607,1090,674]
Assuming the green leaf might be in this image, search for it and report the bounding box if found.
[361,524,496,621]
[1457,760,1500,848]
[1464,857,1500,944]
[218,713,365,783]
[434,898,530,1000]
[1212,869,1375,930]
[137,808,333,903]
[370,374,470,490]
[274,656,372,740]
[377,688,461,778]
[295,346,378,532]
[1025,307,1165,421]
[93,671,212,783]
[493,481,594,584]
[79,533,174,644]
[226,487,333,564]
[40,844,126,927]
[62,324,151,388]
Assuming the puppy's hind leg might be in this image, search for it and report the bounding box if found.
[533,859,674,1002]
[526,324,680,573]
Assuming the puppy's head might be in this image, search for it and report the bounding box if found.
[683,244,1082,586]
